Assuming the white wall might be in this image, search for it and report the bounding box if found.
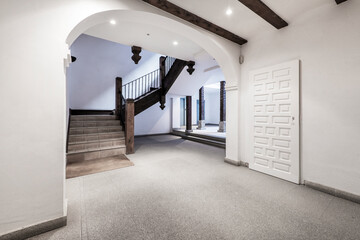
[239,1,360,195]
[205,91,220,124]
[0,2,241,235]
[171,98,181,129]
[135,95,172,136]
[68,34,160,110]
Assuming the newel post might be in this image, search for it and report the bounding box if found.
[125,99,135,154]
[115,77,122,116]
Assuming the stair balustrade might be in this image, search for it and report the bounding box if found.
[122,69,160,100]
[117,56,184,155]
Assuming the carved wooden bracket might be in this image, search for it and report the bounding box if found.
[131,46,142,64]
[186,61,195,75]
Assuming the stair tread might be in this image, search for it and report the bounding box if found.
[69,125,122,130]
[67,145,126,155]
[68,137,125,145]
[69,131,124,137]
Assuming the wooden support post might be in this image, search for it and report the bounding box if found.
[197,87,205,130]
[218,81,226,132]
[125,99,135,154]
[115,77,122,116]
[159,56,166,109]
[186,96,192,134]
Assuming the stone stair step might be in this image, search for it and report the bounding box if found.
[67,147,126,163]
[68,139,125,153]
[69,126,122,135]
[68,137,125,146]
[68,132,124,144]
[71,115,118,121]
[70,120,121,128]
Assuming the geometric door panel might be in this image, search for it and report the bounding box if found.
[250,60,300,184]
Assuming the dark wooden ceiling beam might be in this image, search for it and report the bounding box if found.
[142,0,247,45]
[237,0,288,29]
[335,0,348,4]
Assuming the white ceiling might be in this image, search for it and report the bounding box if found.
[85,21,203,61]
[85,0,333,62]
[167,0,332,39]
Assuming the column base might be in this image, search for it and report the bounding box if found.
[185,129,193,134]
[197,120,206,130]
[218,121,226,132]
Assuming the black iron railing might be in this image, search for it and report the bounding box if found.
[164,56,176,76]
[122,69,160,100]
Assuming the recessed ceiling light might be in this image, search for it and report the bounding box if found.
[226,8,233,16]
[110,20,116,25]
[173,41,178,46]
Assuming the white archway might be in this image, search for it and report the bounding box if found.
[66,8,240,163]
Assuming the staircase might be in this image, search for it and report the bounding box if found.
[120,56,188,117]
[66,113,133,178]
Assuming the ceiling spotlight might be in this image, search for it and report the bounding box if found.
[110,20,116,25]
[226,8,233,16]
[173,41,178,46]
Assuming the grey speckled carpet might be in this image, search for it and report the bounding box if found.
[31,135,360,240]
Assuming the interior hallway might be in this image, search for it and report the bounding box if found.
[30,135,360,240]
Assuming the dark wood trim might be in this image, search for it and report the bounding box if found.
[186,96,192,133]
[199,87,205,121]
[219,81,226,122]
[237,0,288,29]
[131,46,142,64]
[186,61,195,75]
[141,0,247,45]
[69,109,114,115]
[125,100,135,154]
[115,77,122,116]
[335,0,348,4]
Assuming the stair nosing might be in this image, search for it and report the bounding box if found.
[68,137,125,145]
[67,145,126,155]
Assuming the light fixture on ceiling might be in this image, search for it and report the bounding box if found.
[173,41,178,46]
[226,0,233,16]
[226,7,233,16]
[109,19,116,25]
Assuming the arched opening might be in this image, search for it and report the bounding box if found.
[64,9,240,178]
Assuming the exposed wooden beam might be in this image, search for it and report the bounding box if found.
[335,0,348,4]
[238,0,288,29]
[142,0,247,45]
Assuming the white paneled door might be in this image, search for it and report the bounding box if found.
[250,60,300,184]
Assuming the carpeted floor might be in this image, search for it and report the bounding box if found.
[66,155,134,179]
[31,135,360,240]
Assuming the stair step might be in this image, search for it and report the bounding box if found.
[69,126,122,135]
[69,132,124,144]
[68,139,125,153]
[71,115,118,121]
[68,137,125,146]
[67,147,126,163]
[171,131,225,149]
[70,120,121,128]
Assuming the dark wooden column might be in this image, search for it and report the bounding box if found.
[197,87,205,130]
[159,56,166,109]
[218,81,226,132]
[125,99,135,154]
[115,77,122,116]
[186,96,192,134]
